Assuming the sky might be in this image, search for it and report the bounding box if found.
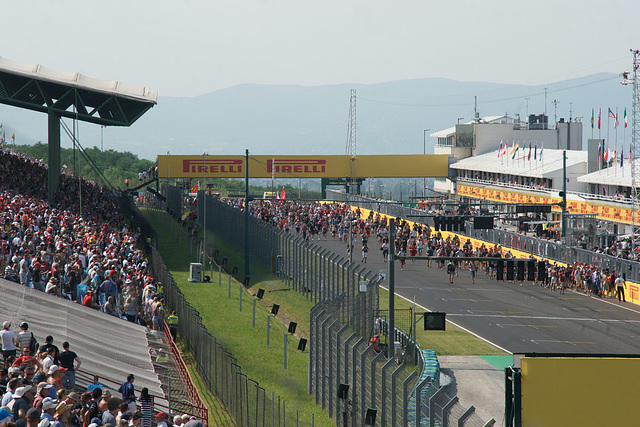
[1,0,638,98]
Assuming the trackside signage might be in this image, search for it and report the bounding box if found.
[157,154,449,178]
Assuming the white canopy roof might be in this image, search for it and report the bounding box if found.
[0,56,157,104]
[451,148,587,178]
[577,159,637,187]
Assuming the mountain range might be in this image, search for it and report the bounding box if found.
[0,73,631,161]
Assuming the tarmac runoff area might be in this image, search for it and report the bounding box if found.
[438,354,512,425]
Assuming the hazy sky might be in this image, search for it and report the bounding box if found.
[2,0,638,98]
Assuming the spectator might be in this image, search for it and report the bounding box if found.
[118,374,136,412]
[58,342,81,391]
[51,402,73,427]
[25,407,40,427]
[138,388,152,427]
[12,385,36,420]
[155,413,167,427]
[33,382,54,410]
[98,389,111,413]
[102,396,120,427]
[41,397,58,423]
[1,321,18,361]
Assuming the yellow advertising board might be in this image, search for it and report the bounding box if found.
[520,357,640,426]
[157,154,449,179]
[458,183,638,225]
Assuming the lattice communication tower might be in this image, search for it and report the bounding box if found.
[345,89,357,193]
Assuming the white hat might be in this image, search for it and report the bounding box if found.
[13,385,34,398]
[8,366,20,375]
[2,321,10,328]
[42,397,58,411]
[48,365,60,375]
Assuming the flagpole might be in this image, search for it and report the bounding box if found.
[598,108,602,139]
[613,107,618,176]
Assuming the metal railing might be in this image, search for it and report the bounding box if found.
[328,190,640,283]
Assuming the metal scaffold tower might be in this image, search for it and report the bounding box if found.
[345,89,357,194]
[622,49,640,247]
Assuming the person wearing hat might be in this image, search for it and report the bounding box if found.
[16,322,34,352]
[12,385,36,420]
[51,402,72,427]
[33,382,54,409]
[41,397,58,422]
[1,321,18,361]
[0,407,12,425]
[46,365,67,393]
[154,412,167,427]
[172,415,183,427]
[98,389,112,413]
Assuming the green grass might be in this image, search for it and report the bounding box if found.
[143,208,507,426]
[144,208,333,426]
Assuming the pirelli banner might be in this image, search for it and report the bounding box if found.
[157,154,449,179]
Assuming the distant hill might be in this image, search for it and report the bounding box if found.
[0,73,629,161]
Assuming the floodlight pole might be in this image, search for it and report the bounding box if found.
[388,218,395,356]
[245,149,250,276]
[561,150,567,242]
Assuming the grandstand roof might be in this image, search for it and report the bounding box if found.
[0,57,157,103]
[450,148,587,178]
[577,159,637,187]
[0,278,164,397]
[0,56,156,126]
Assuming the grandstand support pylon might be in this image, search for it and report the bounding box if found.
[622,49,640,252]
[47,111,61,204]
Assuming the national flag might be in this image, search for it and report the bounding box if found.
[498,141,503,157]
[591,108,594,129]
[614,145,617,162]
[624,107,628,128]
[190,182,199,193]
[539,144,543,162]
[534,145,537,160]
[609,108,620,128]
[528,143,531,160]
[598,108,601,129]
[598,144,602,162]
[604,145,609,161]
[11,133,14,143]
[510,141,519,159]
[503,141,508,156]
[280,186,286,200]
[621,146,624,168]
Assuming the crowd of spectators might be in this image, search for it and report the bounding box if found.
[0,149,167,328]
[0,148,197,427]
[226,198,630,301]
[0,322,200,427]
